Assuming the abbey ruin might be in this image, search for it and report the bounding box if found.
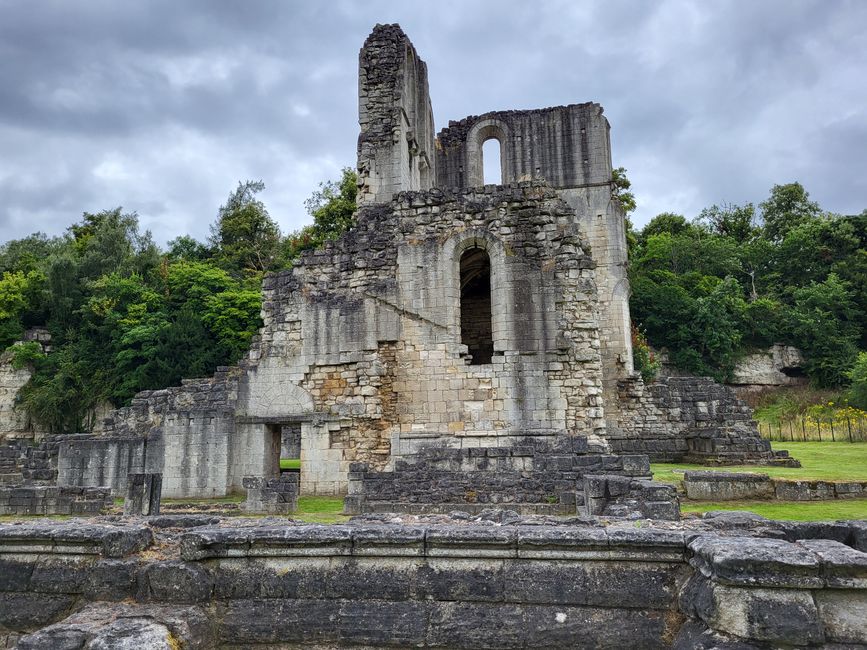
[40,23,794,502]
[2,24,866,650]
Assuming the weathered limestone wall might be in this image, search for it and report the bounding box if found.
[436,105,633,393]
[0,485,111,515]
[345,436,656,516]
[0,349,34,439]
[357,24,436,206]
[610,375,793,465]
[684,470,867,501]
[248,182,608,493]
[2,519,865,648]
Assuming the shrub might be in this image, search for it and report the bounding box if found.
[632,324,661,383]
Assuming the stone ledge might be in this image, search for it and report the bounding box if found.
[688,534,867,589]
[179,524,688,562]
[0,522,153,558]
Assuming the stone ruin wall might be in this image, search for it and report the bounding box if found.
[436,104,633,402]
[51,22,784,500]
[357,23,436,206]
[2,518,866,648]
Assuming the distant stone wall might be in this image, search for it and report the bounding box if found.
[344,437,659,516]
[684,470,867,501]
[0,485,111,515]
[611,375,795,465]
[0,437,58,484]
[1,519,865,648]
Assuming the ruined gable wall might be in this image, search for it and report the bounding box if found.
[436,105,633,406]
[357,24,436,206]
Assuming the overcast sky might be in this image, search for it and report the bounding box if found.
[1,0,865,246]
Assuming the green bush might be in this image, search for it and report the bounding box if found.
[849,352,867,410]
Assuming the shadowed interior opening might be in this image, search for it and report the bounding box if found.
[460,247,493,364]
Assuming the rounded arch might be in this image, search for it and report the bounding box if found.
[466,118,510,187]
[442,230,508,360]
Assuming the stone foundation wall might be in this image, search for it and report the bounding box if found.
[0,485,111,515]
[344,437,656,515]
[611,375,793,465]
[684,470,867,501]
[1,519,865,648]
[0,437,58,484]
[242,473,299,514]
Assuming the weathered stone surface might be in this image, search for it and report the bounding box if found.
[140,560,213,603]
[123,472,161,516]
[688,535,823,588]
[1,518,867,647]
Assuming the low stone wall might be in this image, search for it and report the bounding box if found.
[0,437,59,484]
[0,517,865,648]
[56,434,150,494]
[0,485,112,515]
[612,375,798,467]
[344,437,657,515]
[684,470,867,501]
[242,473,299,514]
[583,474,680,520]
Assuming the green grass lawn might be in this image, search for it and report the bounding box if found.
[681,499,867,521]
[653,441,867,521]
[652,442,867,486]
[294,496,348,524]
[280,458,301,470]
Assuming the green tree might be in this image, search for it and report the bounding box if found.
[611,167,636,215]
[760,182,821,242]
[848,351,867,410]
[211,180,281,276]
[698,202,757,243]
[788,274,860,387]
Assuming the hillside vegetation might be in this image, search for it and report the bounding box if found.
[627,182,867,408]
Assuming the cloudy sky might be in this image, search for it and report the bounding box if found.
[1,0,865,246]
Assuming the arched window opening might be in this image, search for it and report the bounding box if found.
[460,248,494,364]
[482,138,502,185]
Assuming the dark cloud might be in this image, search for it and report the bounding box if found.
[1,0,864,246]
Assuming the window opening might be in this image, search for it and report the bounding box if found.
[482,138,502,185]
[460,248,494,364]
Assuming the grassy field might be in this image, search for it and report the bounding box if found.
[280,459,301,470]
[652,442,867,486]
[681,499,867,521]
[653,441,867,521]
[294,496,348,524]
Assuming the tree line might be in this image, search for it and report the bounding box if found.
[0,169,357,432]
[626,181,867,401]
[2,169,865,433]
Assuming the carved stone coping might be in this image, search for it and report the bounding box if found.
[179,524,687,562]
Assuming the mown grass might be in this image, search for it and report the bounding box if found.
[654,441,867,521]
[280,459,301,470]
[652,442,867,487]
[681,499,867,521]
[293,496,348,524]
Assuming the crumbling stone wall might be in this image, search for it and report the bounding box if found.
[437,104,633,397]
[344,436,656,516]
[610,375,794,465]
[357,24,436,206]
[55,23,789,499]
[0,485,111,516]
[0,437,58,484]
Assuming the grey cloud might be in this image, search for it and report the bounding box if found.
[0,0,864,245]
